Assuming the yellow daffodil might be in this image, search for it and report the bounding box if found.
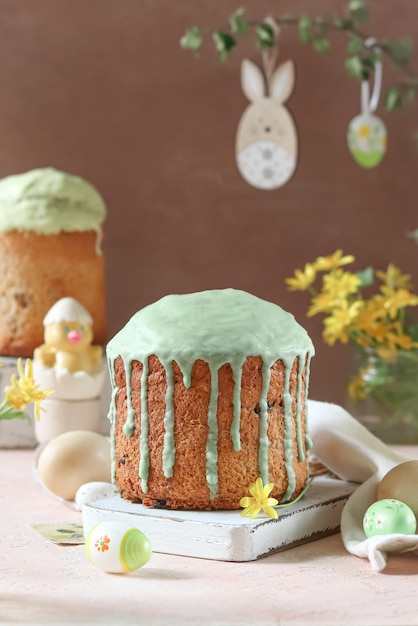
[307,292,336,317]
[313,250,355,272]
[380,287,418,319]
[347,375,367,401]
[3,358,53,421]
[285,263,317,292]
[376,264,413,290]
[322,269,361,299]
[240,478,278,519]
[322,301,362,345]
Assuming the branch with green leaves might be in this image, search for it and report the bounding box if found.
[180,0,417,112]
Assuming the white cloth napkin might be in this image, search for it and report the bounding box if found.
[307,399,418,571]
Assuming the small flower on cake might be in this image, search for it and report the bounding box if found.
[0,358,53,422]
[240,478,279,520]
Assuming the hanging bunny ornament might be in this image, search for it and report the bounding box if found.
[235,55,298,190]
[347,38,387,168]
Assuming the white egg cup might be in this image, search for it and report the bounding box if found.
[34,396,103,444]
[33,359,107,444]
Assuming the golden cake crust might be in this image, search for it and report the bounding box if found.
[113,354,308,510]
[0,230,106,356]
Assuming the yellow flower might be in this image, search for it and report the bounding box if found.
[4,358,53,421]
[376,264,413,290]
[240,478,278,519]
[307,292,336,317]
[313,250,355,272]
[285,263,316,292]
[322,269,361,299]
[322,301,362,345]
[347,375,366,401]
[358,125,371,138]
[380,287,418,319]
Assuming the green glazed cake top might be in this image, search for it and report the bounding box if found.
[0,167,106,244]
[107,288,314,366]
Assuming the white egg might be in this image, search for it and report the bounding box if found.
[75,481,119,510]
[37,431,111,501]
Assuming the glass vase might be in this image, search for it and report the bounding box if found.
[345,346,418,444]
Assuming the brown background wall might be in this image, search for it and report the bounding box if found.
[0,0,416,404]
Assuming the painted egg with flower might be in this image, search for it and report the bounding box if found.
[363,498,416,538]
[347,113,387,168]
[85,521,152,573]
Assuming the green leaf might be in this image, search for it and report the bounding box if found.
[362,51,379,70]
[0,407,30,421]
[212,31,236,62]
[180,26,203,52]
[385,86,403,111]
[357,267,374,288]
[255,23,275,51]
[345,55,364,80]
[334,16,354,30]
[348,0,369,23]
[313,35,331,54]
[347,36,364,55]
[298,14,311,44]
[229,8,248,35]
[383,38,414,68]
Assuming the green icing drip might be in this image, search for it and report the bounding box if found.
[139,358,150,492]
[206,364,220,499]
[0,167,106,253]
[161,358,175,478]
[295,357,305,463]
[282,358,297,502]
[122,360,135,437]
[230,357,245,452]
[107,357,118,482]
[258,361,272,485]
[106,289,315,500]
[304,357,314,452]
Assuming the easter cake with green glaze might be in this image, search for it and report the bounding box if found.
[106,288,314,510]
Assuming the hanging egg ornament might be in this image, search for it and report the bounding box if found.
[347,113,387,168]
[377,460,418,517]
[363,499,417,538]
[347,38,387,169]
[86,522,152,573]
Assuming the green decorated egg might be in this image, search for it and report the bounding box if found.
[347,113,387,168]
[363,498,417,538]
[86,521,152,573]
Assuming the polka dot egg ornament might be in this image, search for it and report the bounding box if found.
[86,521,152,573]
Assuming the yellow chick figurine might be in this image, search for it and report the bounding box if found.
[34,297,102,373]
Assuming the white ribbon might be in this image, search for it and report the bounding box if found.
[361,37,383,115]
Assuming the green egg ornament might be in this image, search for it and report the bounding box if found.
[363,499,417,538]
[347,38,387,170]
[86,521,152,573]
[347,113,387,169]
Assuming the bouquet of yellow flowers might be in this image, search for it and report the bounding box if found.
[286,250,418,442]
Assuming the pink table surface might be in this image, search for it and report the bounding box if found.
[2,446,418,626]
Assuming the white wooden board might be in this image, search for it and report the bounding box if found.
[82,475,357,562]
